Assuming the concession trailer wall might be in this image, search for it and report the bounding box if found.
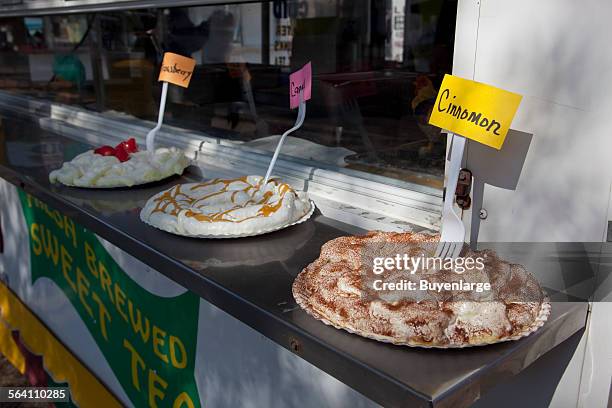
[454,1,612,406]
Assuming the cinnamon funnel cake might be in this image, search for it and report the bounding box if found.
[140,175,312,237]
[293,231,550,347]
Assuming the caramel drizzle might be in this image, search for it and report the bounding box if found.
[150,176,294,223]
[150,184,193,216]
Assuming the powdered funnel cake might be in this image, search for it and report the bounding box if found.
[293,231,550,348]
[140,175,313,238]
[49,138,189,188]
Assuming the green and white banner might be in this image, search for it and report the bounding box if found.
[18,191,201,407]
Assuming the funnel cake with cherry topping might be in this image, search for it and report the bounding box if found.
[49,138,189,188]
[140,175,313,238]
[293,231,550,348]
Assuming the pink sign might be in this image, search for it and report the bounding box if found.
[289,62,312,109]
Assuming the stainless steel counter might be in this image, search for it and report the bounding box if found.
[0,114,589,407]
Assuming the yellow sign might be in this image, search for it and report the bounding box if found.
[428,74,522,149]
[158,52,196,88]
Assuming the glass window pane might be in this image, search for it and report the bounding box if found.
[0,0,457,189]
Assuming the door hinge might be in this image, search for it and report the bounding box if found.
[456,168,472,210]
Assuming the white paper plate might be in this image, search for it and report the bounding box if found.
[143,200,316,239]
[294,284,551,349]
[52,169,188,189]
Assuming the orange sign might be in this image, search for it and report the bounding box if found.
[158,52,196,88]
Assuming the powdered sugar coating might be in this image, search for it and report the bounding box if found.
[49,147,189,188]
[140,175,311,237]
[293,231,549,347]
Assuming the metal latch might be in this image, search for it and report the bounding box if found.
[455,168,472,210]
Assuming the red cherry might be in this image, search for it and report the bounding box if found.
[114,145,130,162]
[117,137,138,153]
[94,145,115,156]
[126,138,138,153]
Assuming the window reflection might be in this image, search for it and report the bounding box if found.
[0,0,456,188]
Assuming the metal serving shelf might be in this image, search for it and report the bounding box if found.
[0,114,588,407]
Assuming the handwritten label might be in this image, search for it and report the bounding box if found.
[428,74,522,149]
[289,62,312,109]
[158,52,196,88]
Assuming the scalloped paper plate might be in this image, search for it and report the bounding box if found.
[293,283,551,349]
[53,172,185,189]
[142,200,316,239]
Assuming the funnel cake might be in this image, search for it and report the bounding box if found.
[50,147,189,188]
[140,175,312,238]
[293,231,550,347]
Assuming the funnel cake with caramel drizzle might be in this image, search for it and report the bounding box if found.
[293,231,550,348]
[140,175,313,238]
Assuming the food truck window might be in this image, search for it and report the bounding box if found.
[0,0,457,189]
